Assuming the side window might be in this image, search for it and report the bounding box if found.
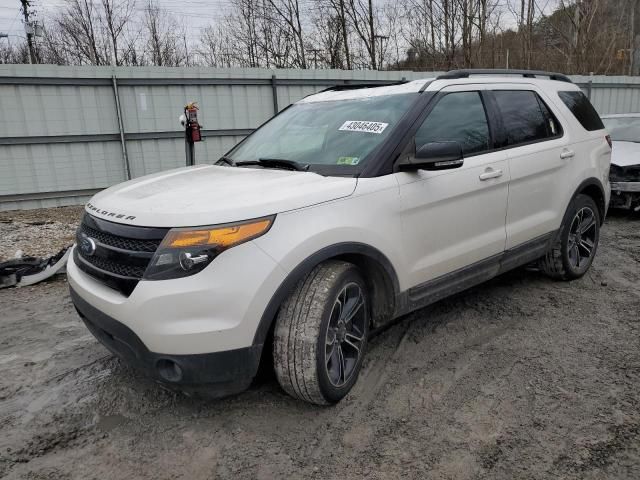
[415,91,490,156]
[537,97,563,137]
[493,90,560,146]
[558,91,604,131]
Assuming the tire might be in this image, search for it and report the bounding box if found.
[539,194,601,280]
[273,260,369,405]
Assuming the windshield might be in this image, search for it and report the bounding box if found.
[226,93,418,172]
[602,116,640,142]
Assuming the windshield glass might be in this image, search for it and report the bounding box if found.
[227,93,418,171]
[602,116,640,142]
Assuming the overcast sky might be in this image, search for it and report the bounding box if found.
[0,0,236,39]
[0,0,561,47]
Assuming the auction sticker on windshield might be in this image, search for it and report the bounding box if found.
[339,120,389,134]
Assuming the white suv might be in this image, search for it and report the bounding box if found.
[68,69,611,404]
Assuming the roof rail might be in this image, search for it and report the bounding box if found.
[436,69,573,83]
[318,79,409,93]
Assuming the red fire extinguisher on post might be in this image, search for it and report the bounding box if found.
[181,102,202,166]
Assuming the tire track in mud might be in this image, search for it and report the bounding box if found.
[307,297,512,466]
[308,320,414,461]
[0,355,116,477]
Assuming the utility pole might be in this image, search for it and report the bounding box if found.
[631,0,640,75]
[630,0,635,75]
[20,0,36,64]
[308,48,321,69]
[373,35,389,70]
[368,0,375,69]
[221,50,232,68]
[338,0,350,69]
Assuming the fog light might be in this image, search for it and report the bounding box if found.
[156,359,183,382]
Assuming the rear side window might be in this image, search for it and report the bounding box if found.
[493,90,560,146]
[558,91,604,131]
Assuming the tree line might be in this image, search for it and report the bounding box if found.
[1,0,638,75]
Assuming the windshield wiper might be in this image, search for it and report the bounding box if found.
[236,158,310,171]
[215,155,236,166]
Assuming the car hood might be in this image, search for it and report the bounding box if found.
[87,165,357,227]
[611,141,640,167]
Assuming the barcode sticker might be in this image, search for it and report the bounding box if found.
[338,120,389,134]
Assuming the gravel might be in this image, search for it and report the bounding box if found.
[0,206,83,261]
[0,208,639,479]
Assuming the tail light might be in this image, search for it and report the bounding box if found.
[605,135,612,148]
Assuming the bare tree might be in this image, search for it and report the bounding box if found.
[54,0,106,65]
[265,0,307,67]
[344,0,377,69]
[2,0,637,75]
[198,24,229,67]
[310,6,345,68]
[143,1,185,66]
[100,0,135,65]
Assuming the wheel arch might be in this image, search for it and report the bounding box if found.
[573,177,606,224]
[252,242,400,349]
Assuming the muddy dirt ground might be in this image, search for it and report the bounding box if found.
[0,207,639,479]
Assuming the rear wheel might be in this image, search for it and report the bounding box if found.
[273,261,369,405]
[539,194,600,280]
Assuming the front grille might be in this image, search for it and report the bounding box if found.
[80,223,161,252]
[79,253,147,278]
[75,214,168,296]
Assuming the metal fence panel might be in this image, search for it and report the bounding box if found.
[572,75,640,114]
[0,142,124,194]
[1,65,640,211]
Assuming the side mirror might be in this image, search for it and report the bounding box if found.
[398,141,464,171]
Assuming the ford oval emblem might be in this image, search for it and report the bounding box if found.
[79,233,97,256]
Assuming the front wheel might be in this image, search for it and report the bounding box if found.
[539,194,601,280]
[273,261,369,405]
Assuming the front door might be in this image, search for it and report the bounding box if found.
[395,87,510,290]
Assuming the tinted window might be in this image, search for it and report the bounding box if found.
[537,97,563,137]
[494,90,556,146]
[415,92,490,155]
[558,91,604,131]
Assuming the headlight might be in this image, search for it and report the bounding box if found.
[143,216,274,280]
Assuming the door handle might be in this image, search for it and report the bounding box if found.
[479,168,503,181]
[560,149,575,159]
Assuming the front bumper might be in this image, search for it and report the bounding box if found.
[71,287,260,394]
[67,238,287,394]
[67,241,285,354]
[609,182,640,209]
[610,181,640,193]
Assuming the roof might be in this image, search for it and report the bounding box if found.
[436,69,572,83]
[300,70,581,104]
[297,79,432,103]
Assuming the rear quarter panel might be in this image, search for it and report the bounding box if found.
[545,87,611,214]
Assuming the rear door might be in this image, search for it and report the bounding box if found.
[488,86,571,249]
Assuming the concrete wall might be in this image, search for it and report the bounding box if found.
[0,65,638,210]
